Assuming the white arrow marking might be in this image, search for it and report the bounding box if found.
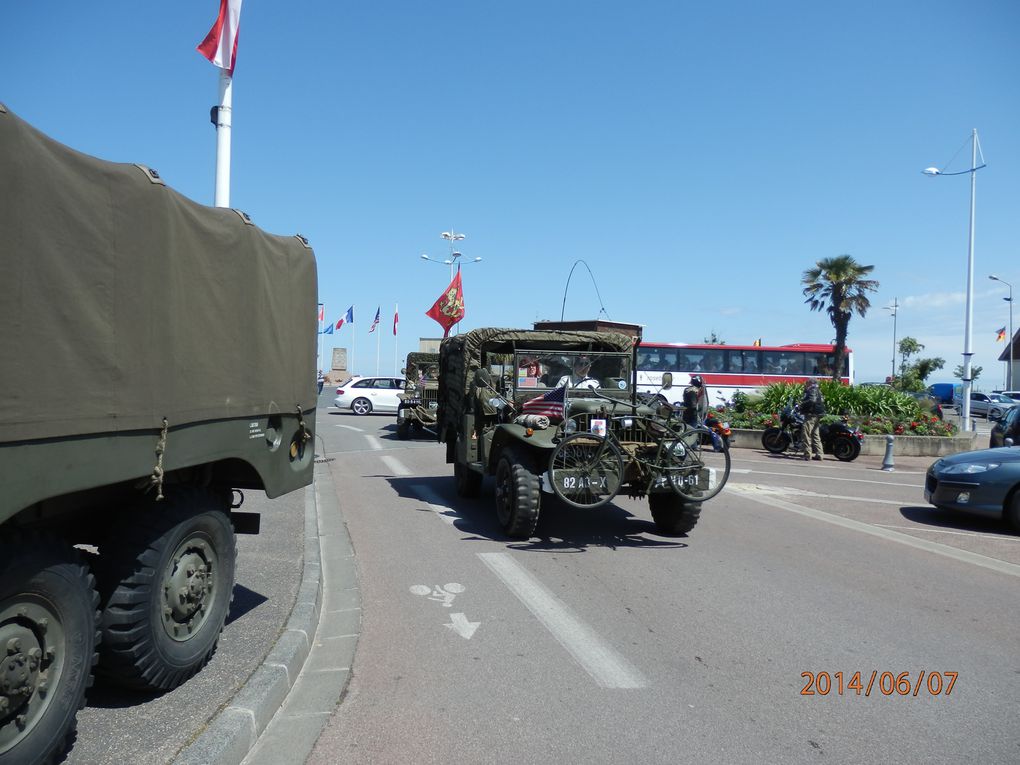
[445,612,479,640]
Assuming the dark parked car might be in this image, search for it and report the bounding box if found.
[926,448,1020,532]
[990,406,1020,448]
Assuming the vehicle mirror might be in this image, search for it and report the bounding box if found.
[401,367,406,375]
[661,372,673,389]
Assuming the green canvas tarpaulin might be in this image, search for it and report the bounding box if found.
[0,106,318,443]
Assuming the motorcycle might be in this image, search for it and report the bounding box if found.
[761,400,863,462]
[704,410,731,450]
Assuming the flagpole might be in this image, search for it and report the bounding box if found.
[393,303,399,376]
[376,323,381,375]
[213,70,233,208]
[351,314,356,377]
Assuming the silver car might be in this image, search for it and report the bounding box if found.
[333,376,405,415]
[953,391,1018,420]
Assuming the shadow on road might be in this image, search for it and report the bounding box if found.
[899,505,1014,536]
[384,475,689,553]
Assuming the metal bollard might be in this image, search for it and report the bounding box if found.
[881,434,895,471]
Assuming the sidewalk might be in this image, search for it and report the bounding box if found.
[172,463,360,765]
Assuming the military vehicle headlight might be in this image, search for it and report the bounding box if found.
[565,420,578,434]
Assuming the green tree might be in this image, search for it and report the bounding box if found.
[896,356,946,391]
[802,255,879,382]
[953,364,982,382]
[897,337,923,373]
[703,331,725,345]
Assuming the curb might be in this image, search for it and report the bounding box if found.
[173,477,330,765]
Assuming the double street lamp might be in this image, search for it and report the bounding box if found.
[923,129,986,431]
[420,229,482,281]
[989,274,1014,389]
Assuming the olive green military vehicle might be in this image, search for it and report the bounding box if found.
[437,328,729,539]
[0,107,317,764]
[396,352,441,439]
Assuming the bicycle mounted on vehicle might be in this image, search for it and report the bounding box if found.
[437,328,730,538]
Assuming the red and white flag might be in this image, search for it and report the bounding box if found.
[317,303,324,322]
[197,0,244,73]
[393,304,399,336]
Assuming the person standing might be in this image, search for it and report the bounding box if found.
[317,369,325,395]
[800,379,826,460]
[682,375,708,427]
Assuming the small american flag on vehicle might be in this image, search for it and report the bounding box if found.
[521,385,566,420]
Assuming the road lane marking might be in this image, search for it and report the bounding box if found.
[477,552,647,689]
[727,482,908,505]
[874,524,1020,542]
[365,435,382,450]
[335,423,364,432]
[411,485,460,525]
[727,484,1020,578]
[445,613,480,639]
[380,455,411,475]
[738,469,921,488]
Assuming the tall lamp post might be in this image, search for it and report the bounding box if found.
[990,274,1014,389]
[923,129,986,431]
[885,298,899,383]
[421,229,482,281]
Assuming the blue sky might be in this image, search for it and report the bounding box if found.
[5,1,1018,386]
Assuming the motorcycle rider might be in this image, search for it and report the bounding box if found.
[800,379,826,460]
[683,375,723,451]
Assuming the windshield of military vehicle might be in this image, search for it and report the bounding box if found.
[512,350,631,393]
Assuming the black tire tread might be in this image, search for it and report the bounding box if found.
[648,494,701,535]
[497,452,541,538]
[94,488,236,691]
[0,532,99,765]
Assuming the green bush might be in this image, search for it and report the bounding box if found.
[718,382,957,437]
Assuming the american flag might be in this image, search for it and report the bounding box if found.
[369,307,380,333]
[521,385,566,420]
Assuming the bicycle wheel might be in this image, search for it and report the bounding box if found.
[659,427,730,501]
[548,432,625,509]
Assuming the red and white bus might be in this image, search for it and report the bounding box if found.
[635,342,853,407]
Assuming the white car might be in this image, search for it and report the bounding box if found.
[333,376,405,415]
[953,391,1018,420]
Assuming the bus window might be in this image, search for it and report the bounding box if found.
[779,353,805,375]
[701,348,725,372]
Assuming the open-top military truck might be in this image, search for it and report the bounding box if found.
[0,106,317,764]
[396,352,441,439]
[437,328,729,539]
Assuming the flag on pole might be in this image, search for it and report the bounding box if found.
[753,338,762,347]
[197,0,244,73]
[337,306,354,330]
[996,326,1007,342]
[317,303,324,322]
[425,270,466,338]
[521,385,566,420]
[369,307,380,333]
[321,322,334,335]
[393,304,399,336]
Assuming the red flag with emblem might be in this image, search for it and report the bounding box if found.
[425,270,466,337]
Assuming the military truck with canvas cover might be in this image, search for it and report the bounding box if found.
[0,107,317,764]
[396,352,441,439]
[437,328,728,539]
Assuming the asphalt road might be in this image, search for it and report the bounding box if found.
[307,407,1020,765]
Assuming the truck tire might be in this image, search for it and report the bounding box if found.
[454,462,483,498]
[648,494,701,535]
[0,534,99,765]
[396,419,412,440]
[494,450,541,538]
[95,488,236,691]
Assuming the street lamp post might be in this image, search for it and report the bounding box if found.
[990,274,1014,389]
[923,129,986,431]
[885,298,899,383]
[421,230,482,281]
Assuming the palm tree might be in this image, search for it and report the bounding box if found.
[802,255,879,382]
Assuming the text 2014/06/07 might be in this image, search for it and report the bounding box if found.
[800,671,957,697]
